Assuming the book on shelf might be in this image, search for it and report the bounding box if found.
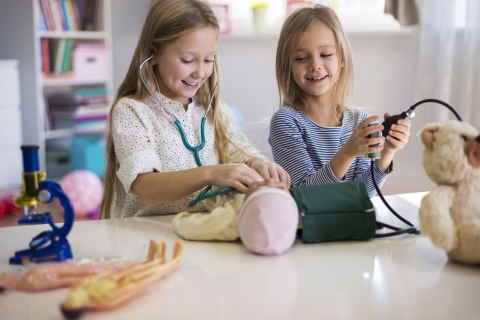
[37,0,100,31]
[83,0,100,31]
[40,0,55,30]
[62,39,75,72]
[54,39,67,72]
[42,41,107,80]
[44,93,54,131]
[62,0,79,31]
[75,88,108,102]
[46,88,109,131]
[53,118,107,132]
[41,39,50,73]
[49,0,66,31]
[41,38,75,76]
[37,1,48,31]
[76,0,87,29]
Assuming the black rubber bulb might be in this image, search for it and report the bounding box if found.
[381,112,408,138]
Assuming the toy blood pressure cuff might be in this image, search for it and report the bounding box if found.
[290,181,376,243]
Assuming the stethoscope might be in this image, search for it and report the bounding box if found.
[139,56,235,207]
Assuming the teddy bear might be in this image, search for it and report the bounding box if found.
[418,120,480,265]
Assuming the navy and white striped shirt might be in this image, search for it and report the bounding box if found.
[269,105,392,198]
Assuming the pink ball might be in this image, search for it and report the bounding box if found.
[60,170,104,217]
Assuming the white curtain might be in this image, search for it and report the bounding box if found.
[459,0,480,127]
[415,0,480,128]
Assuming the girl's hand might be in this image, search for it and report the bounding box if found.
[248,156,291,186]
[245,179,290,200]
[341,115,385,158]
[382,112,411,152]
[208,163,262,193]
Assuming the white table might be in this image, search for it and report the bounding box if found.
[1,192,479,320]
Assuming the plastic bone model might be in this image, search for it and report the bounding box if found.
[418,121,480,265]
[60,241,184,319]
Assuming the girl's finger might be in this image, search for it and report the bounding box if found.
[239,174,261,187]
[360,115,380,128]
[243,166,263,181]
[232,181,248,193]
[268,165,280,181]
[386,135,402,147]
[249,180,266,189]
[391,124,410,135]
[389,130,408,142]
[258,169,270,180]
[365,136,384,146]
[365,144,383,154]
[279,169,290,186]
[363,125,383,138]
[398,119,412,127]
[265,179,285,189]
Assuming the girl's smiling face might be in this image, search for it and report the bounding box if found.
[153,26,217,107]
[291,23,343,105]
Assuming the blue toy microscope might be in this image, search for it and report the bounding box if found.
[10,145,74,265]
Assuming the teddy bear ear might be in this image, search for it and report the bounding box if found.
[466,135,480,168]
[420,124,439,149]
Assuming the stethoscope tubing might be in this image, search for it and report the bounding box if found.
[139,55,208,167]
[174,118,206,167]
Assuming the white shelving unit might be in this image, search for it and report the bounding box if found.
[0,0,113,179]
[0,60,23,189]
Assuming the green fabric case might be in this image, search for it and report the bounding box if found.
[290,181,376,243]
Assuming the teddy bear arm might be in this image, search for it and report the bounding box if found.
[419,186,458,251]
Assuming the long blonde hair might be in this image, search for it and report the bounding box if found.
[100,0,251,219]
[276,5,354,119]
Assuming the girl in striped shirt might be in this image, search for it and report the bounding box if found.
[269,5,411,197]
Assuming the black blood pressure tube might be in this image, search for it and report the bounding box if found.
[366,122,381,160]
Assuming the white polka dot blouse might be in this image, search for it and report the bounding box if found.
[109,91,257,218]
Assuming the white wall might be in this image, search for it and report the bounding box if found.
[349,31,432,194]
[111,0,151,92]
[217,35,279,156]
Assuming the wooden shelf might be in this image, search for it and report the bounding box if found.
[37,30,107,40]
[43,127,106,140]
[41,76,108,87]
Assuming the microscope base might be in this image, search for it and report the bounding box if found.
[9,237,73,265]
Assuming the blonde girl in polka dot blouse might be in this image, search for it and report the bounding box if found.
[100,0,289,219]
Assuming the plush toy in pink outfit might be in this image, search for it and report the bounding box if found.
[172,180,299,256]
[237,187,298,255]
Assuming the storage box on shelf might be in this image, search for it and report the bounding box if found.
[73,43,107,81]
[71,136,106,178]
